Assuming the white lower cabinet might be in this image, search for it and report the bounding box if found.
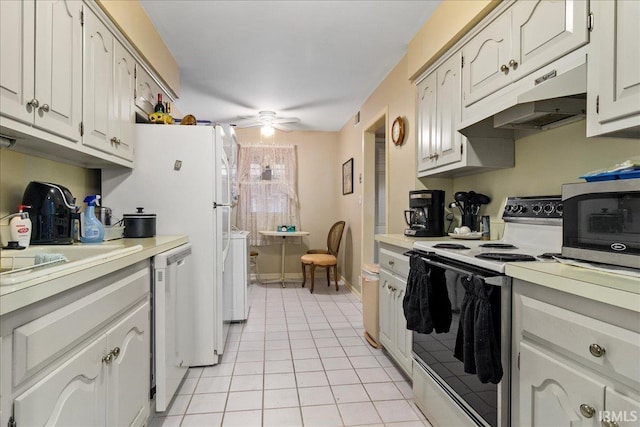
[378,244,412,378]
[512,280,640,427]
[1,262,150,427]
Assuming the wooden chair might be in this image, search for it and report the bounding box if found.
[301,221,345,293]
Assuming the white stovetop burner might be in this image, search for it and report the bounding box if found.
[412,196,563,273]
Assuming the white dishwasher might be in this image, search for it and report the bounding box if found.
[152,243,193,412]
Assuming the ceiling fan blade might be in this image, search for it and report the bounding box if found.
[272,123,294,132]
[272,117,300,124]
[237,122,263,129]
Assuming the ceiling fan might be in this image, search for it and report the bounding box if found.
[234,111,300,135]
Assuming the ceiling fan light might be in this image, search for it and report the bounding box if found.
[261,124,274,136]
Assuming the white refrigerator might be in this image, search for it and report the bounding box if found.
[102,124,235,367]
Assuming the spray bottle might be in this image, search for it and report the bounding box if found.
[8,205,32,248]
[80,195,105,243]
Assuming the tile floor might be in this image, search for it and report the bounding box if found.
[151,280,432,427]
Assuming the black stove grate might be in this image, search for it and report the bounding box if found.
[475,252,537,262]
[433,243,470,250]
[479,243,517,249]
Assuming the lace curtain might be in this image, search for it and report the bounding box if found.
[236,144,300,246]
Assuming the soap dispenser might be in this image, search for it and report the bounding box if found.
[80,195,105,243]
[9,205,32,248]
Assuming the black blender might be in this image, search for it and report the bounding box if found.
[404,190,445,237]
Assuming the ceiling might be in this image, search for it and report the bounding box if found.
[139,1,441,131]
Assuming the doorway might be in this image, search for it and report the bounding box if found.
[362,110,387,266]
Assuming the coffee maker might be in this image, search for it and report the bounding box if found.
[22,181,78,244]
[404,190,445,237]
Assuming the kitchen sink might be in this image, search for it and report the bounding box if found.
[0,244,143,286]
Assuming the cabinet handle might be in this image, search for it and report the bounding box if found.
[111,346,121,359]
[589,343,606,358]
[601,419,619,427]
[39,104,50,113]
[102,352,113,364]
[27,98,40,109]
[110,137,118,144]
[500,64,509,73]
[388,260,395,266]
[509,59,518,68]
[116,138,122,145]
[580,404,596,418]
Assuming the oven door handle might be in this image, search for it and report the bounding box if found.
[404,250,508,286]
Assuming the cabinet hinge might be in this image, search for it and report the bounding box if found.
[461,56,464,69]
[79,121,84,136]
[517,351,520,370]
[596,95,599,114]
[587,12,594,32]
[8,416,16,427]
[460,144,463,155]
[80,10,84,26]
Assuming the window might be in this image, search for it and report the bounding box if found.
[236,144,300,245]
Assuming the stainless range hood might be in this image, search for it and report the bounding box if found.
[460,57,587,137]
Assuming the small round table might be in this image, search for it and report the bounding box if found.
[258,230,310,287]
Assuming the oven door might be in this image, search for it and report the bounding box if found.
[562,180,640,268]
[407,251,510,427]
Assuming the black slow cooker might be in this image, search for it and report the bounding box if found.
[123,207,156,238]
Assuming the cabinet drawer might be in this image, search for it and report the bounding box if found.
[13,266,149,386]
[519,295,640,387]
[379,247,409,278]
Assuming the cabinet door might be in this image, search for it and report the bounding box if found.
[106,302,150,427]
[378,270,394,350]
[462,11,512,108]
[135,63,161,117]
[111,40,135,161]
[434,52,463,168]
[34,0,82,142]
[13,335,107,427]
[0,0,35,124]
[394,282,413,376]
[597,0,640,124]
[83,9,113,153]
[416,72,437,172]
[519,341,604,427]
[510,0,588,82]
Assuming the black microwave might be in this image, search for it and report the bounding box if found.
[562,178,640,269]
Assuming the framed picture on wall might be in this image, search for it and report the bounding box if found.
[342,158,353,195]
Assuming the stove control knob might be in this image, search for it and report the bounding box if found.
[556,203,563,215]
[513,204,526,213]
[543,204,555,214]
[532,204,542,214]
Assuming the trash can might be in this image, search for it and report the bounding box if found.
[362,263,380,348]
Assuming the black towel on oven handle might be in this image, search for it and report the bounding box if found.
[402,254,452,334]
[453,274,503,384]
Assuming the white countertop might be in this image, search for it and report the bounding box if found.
[506,262,640,313]
[375,233,449,250]
[0,236,188,316]
[376,234,640,313]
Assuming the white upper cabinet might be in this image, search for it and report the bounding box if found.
[0,0,35,124]
[111,41,136,161]
[0,0,82,142]
[462,12,512,108]
[416,72,437,172]
[587,0,640,137]
[435,53,464,168]
[510,0,589,81]
[462,0,588,108]
[83,8,135,162]
[417,51,514,177]
[83,9,113,153]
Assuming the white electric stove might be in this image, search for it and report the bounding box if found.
[413,196,563,273]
